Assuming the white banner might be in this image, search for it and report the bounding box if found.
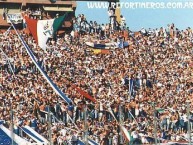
[7,13,22,24]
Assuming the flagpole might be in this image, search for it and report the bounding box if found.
[10,99,14,145]
[84,105,88,145]
[186,100,191,145]
[1,66,2,86]
[153,102,158,145]
[48,105,52,145]
[128,75,131,101]
[119,105,123,144]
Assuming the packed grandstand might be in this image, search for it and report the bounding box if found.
[0,10,193,145]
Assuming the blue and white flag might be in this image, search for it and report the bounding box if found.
[21,126,49,144]
[88,139,99,145]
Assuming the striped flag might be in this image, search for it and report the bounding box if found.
[25,13,68,49]
[71,85,96,103]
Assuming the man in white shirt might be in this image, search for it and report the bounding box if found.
[131,130,139,139]
[183,113,188,132]
[120,15,126,27]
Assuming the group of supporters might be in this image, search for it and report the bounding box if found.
[0,12,193,145]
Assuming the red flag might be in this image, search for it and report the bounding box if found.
[71,85,96,103]
[25,16,38,44]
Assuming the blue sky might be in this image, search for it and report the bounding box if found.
[76,0,193,31]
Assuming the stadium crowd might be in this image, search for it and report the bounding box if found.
[0,13,193,145]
